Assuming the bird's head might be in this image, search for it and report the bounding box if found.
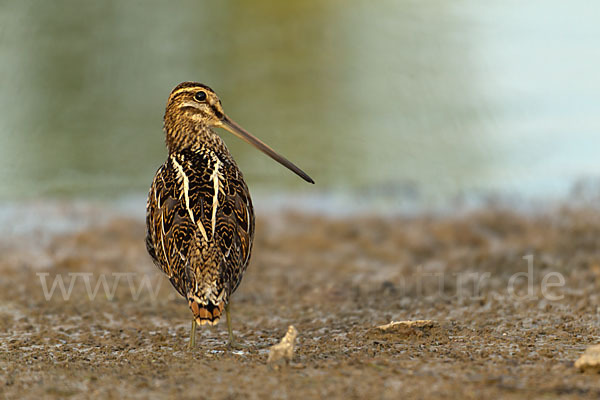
[164,82,314,184]
[165,82,226,128]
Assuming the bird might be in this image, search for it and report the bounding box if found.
[145,82,314,348]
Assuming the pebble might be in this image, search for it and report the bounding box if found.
[267,325,298,368]
[575,344,600,372]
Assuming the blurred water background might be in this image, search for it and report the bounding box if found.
[1,0,599,214]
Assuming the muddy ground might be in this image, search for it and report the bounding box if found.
[1,203,600,399]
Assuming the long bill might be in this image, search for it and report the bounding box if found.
[216,115,315,184]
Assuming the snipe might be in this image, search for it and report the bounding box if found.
[145,82,313,348]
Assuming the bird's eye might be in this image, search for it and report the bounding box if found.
[194,91,207,102]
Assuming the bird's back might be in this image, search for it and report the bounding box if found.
[146,141,254,325]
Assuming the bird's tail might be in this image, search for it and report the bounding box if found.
[189,299,224,326]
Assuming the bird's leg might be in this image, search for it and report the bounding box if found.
[225,303,235,346]
[189,318,196,349]
[225,303,245,349]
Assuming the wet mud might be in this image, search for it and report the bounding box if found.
[1,205,600,399]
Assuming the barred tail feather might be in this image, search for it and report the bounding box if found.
[189,299,224,326]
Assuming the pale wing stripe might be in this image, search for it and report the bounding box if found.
[170,156,194,223]
[196,218,209,243]
[210,158,222,237]
[196,220,209,243]
[171,156,209,242]
[159,211,171,277]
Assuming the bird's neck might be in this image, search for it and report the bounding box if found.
[164,122,223,155]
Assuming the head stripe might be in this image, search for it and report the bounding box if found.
[168,82,216,104]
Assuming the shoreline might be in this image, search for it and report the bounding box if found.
[2,185,600,235]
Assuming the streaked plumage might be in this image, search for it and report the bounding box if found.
[146,142,254,324]
[145,82,313,347]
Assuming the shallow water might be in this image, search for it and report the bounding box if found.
[0,0,599,209]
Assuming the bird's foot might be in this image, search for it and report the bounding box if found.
[227,339,248,351]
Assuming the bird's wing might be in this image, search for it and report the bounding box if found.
[145,159,198,297]
[145,148,254,301]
